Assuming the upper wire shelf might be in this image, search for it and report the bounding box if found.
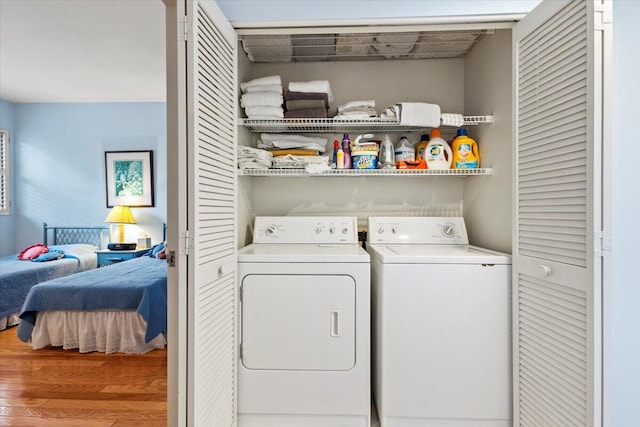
[240,116,493,133]
[238,168,493,177]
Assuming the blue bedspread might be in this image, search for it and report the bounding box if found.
[18,256,167,343]
[0,244,98,318]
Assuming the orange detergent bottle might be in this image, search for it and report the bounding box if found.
[451,128,480,169]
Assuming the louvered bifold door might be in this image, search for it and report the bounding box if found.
[186,1,238,426]
[513,1,605,426]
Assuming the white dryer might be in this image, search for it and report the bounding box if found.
[367,217,512,427]
[237,216,370,427]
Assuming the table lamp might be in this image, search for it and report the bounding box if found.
[104,205,136,243]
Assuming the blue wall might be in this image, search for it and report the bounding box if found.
[0,99,16,256]
[1,102,166,255]
[217,0,542,21]
[612,1,640,425]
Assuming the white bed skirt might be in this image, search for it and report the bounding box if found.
[30,310,167,354]
[0,313,20,331]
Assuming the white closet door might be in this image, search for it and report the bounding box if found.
[185,0,238,425]
[513,0,608,426]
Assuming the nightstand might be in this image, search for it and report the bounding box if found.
[96,248,149,267]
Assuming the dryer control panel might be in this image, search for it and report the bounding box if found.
[367,217,469,245]
[253,216,359,244]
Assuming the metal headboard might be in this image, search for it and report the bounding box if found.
[43,223,109,248]
[163,223,167,241]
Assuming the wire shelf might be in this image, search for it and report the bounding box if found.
[238,168,493,177]
[240,116,493,133]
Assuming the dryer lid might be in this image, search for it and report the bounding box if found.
[367,244,511,264]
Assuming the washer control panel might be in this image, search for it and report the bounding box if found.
[367,217,469,245]
[254,217,358,244]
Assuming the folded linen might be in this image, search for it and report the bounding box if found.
[240,75,282,92]
[272,155,330,169]
[284,108,327,119]
[380,107,398,120]
[285,99,327,111]
[258,140,327,153]
[238,157,273,169]
[334,112,378,120]
[238,146,274,161]
[244,106,284,118]
[440,113,465,127]
[338,100,375,113]
[270,149,320,156]
[261,133,327,146]
[373,33,419,58]
[288,81,334,104]
[397,102,441,127]
[244,84,283,94]
[240,91,283,108]
[284,91,330,108]
[335,106,378,117]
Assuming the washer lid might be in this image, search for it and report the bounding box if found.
[238,243,370,263]
[367,244,511,264]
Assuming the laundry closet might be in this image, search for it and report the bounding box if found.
[235,25,512,252]
[165,1,609,425]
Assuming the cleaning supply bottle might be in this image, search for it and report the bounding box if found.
[394,136,415,163]
[342,133,352,169]
[425,128,452,170]
[451,128,480,169]
[415,133,430,161]
[378,134,395,169]
[332,140,339,168]
[336,146,345,169]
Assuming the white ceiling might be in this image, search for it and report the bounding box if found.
[0,0,167,103]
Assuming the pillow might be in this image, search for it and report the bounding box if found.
[151,242,166,258]
[31,249,65,262]
[18,244,49,260]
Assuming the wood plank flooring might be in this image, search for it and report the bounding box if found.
[0,327,167,426]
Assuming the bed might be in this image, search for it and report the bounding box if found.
[17,251,167,354]
[0,223,108,330]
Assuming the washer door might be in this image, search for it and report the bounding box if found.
[241,274,356,371]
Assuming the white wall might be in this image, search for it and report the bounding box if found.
[611,1,640,425]
[217,0,542,22]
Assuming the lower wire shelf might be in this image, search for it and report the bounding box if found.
[238,168,493,177]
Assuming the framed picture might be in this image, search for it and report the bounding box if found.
[104,150,155,208]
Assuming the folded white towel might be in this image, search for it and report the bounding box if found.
[240,91,283,108]
[338,100,375,113]
[258,140,327,153]
[272,155,330,169]
[238,146,273,160]
[244,84,283,94]
[239,161,271,170]
[288,80,334,104]
[334,112,378,120]
[244,106,284,118]
[261,133,327,146]
[240,75,282,92]
[440,113,465,127]
[398,102,441,127]
[380,107,398,120]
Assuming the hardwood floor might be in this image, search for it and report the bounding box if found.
[0,327,167,426]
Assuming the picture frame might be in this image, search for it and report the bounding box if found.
[104,150,155,208]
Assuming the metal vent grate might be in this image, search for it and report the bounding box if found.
[241,30,487,63]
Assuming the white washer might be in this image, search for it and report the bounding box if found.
[237,216,370,427]
[367,217,512,427]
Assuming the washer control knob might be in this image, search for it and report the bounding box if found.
[265,225,279,237]
[315,226,323,234]
[378,226,385,234]
[441,224,455,237]
[391,227,397,234]
[342,227,349,234]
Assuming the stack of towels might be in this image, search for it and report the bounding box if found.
[258,133,329,169]
[381,102,441,127]
[284,80,333,118]
[237,146,273,170]
[240,75,284,119]
[334,100,377,119]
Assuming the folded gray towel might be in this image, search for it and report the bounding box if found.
[285,99,327,111]
[284,108,328,118]
[284,91,330,108]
